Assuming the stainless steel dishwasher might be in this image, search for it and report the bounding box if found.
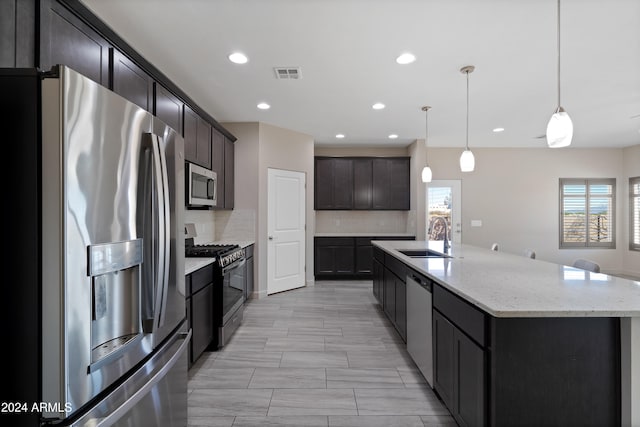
[406,272,433,388]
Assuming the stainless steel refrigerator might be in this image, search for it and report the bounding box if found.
[2,65,189,426]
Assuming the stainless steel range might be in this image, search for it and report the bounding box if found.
[185,229,246,348]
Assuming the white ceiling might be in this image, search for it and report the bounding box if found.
[80,0,640,148]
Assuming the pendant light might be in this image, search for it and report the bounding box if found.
[421,106,432,183]
[459,65,475,172]
[546,0,573,148]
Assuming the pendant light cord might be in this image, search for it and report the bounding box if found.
[425,108,429,163]
[557,0,561,108]
[465,70,470,150]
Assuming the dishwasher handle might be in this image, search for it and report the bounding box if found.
[407,273,432,292]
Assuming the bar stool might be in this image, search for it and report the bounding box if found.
[572,259,600,273]
[524,249,536,259]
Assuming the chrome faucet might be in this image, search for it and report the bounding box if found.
[442,217,450,253]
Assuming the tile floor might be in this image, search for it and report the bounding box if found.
[187,280,456,427]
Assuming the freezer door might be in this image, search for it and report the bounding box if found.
[70,328,190,427]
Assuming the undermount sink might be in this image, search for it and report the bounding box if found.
[398,249,451,258]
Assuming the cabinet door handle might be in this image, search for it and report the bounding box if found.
[269,236,274,240]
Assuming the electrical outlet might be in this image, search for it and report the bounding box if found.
[471,220,482,227]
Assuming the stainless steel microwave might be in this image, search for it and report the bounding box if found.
[187,162,217,207]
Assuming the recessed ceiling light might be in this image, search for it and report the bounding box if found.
[336,134,345,139]
[228,52,248,64]
[493,127,505,133]
[396,53,416,64]
[388,134,398,139]
[257,102,270,110]
[372,103,385,110]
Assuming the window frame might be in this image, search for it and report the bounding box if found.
[559,178,616,249]
[630,176,640,251]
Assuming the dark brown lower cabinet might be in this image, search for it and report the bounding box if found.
[433,284,488,427]
[186,264,215,367]
[433,283,620,427]
[190,284,214,365]
[315,236,414,280]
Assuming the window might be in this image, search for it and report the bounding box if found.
[631,176,640,251]
[560,178,616,248]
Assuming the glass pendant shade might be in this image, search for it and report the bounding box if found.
[421,166,432,183]
[459,149,475,172]
[546,107,573,148]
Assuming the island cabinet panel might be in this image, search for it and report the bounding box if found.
[111,48,153,111]
[433,283,487,427]
[383,267,396,322]
[489,317,620,427]
[433,310,455,412]
[40,0,111,86]
[372,258,383,305]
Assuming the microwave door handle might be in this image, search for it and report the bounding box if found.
[152,134,171,330]
[207,178,216,200]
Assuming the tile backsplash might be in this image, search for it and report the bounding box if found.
[315,210,409,234]
[184,208,256,244]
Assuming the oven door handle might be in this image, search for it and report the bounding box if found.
[221,258,246,275]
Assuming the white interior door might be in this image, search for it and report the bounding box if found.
[426,180,462,244]
[267,168,306,295]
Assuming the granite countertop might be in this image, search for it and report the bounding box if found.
[184,240,255,275]
[373,240,640,318]
[315,232,416,237]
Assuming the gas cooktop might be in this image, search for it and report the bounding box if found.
[185,239,245,268]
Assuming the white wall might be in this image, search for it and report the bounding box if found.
[409,146,640,276]
[223,121,314,297]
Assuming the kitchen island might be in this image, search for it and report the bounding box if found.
[373,240,640,427]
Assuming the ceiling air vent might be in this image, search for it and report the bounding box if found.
[274,67,302,80]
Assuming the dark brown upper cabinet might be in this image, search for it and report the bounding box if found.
[372,158,410,210]
[224,137,235,209]
[154,82,183,135]
[211,129,235,210]
[353,159,373,209]
[184,105,212,169]
[39,0,110,86]
[110,48,153,111]
[315,156,410,211]
[212,129,225,206]
[315,157,354,210]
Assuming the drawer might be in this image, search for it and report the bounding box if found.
[315,237,354,246]
[385,255,407,282]
[433,283,487,347]
[190,263,214,295]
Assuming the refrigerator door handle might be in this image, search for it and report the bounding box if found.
[75,329,191,427]
[149,133,171,330]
